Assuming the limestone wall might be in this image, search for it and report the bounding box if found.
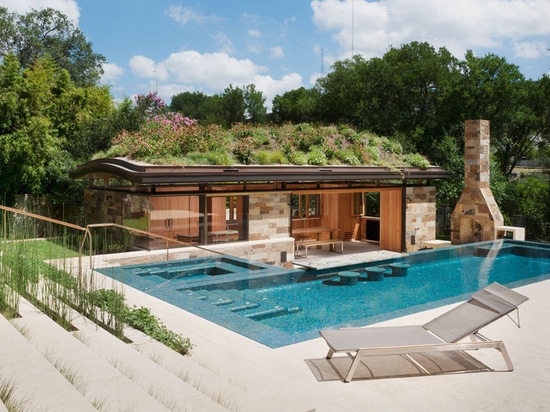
[248,192,292,241]
[405,186,437,252]
[451,120,504,244]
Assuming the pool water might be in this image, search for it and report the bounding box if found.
[98,240,550,348]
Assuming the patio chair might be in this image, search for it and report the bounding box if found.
[319,282,528,382]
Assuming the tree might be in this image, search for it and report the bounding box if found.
[316,55,368,126]
[218,85,245,128]
[0,54,113,204]
[272,87,321,123]
[0,56,63,202]
[315,42,463,152]
[0,7,105,87]
[170,91,211,124]
[243,84,267,124]
[460,52,541,176]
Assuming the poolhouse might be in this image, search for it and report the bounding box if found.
[70,158,450,264]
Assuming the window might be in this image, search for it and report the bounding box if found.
[291,194,321,218]
[364,192,380,217]
[353,192,363,215]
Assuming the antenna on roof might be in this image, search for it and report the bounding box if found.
[351,0,355,58]
[153,63,158,92]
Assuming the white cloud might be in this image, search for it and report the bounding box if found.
[311,0,550,61]
[100,62,124,84]
[253,72,304,111]
[129,55,170,82]
[127,50,303,109]
[270,46,285,59]
[211,31,235,54]
[130,50,267,91]
[513,41,549,59]
[248,29,262,38]
[165,5,222,26]
[0,0,80,24]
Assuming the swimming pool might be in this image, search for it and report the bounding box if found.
[97,240,550,348]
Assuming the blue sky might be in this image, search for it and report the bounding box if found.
[2,0,550,110]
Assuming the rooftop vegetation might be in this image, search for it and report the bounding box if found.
[100,120,431,168]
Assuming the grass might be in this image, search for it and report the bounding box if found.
[0,239,81,260]
[0,377,27,412]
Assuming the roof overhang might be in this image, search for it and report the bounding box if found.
[70,158,451,186]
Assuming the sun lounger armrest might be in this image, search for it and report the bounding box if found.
[472,283,529,311]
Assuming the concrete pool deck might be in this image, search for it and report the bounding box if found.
[122,278,550,411]
[292,239,405,270]
[1,246,549,411]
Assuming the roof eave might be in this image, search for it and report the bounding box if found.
[69,158,451,185]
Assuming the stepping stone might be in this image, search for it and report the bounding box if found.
[388,263,410,277]
[365,267,386,281]
[337,271,361,286]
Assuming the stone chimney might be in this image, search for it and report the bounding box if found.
[451,120,504,244]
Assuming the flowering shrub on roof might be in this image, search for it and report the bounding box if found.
[108,117,431,168]
[134,91,167,120]
[112,111,200,158]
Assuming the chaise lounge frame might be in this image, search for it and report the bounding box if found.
[319,282,528,382]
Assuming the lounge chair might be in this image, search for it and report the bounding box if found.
[319,282,528,382]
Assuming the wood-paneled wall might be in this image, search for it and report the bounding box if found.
[379,189,403,252]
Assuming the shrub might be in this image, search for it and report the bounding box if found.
[307,146,328,166]
[124,306,193,355]
[90,289,193,355]
[336,149,361,165]
[355,144,379,164]
[255,150,286,165]
[287,151,308,165]
[403,153,430,168]
[382,139,403,154]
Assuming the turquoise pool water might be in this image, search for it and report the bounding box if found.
[97,240,550,348]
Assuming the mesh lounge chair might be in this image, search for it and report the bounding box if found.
[319,282,528,382]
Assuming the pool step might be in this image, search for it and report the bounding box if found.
[187,289,235,306]
[130,262,231,280]
[187,288,302,320]
[243,305,302,321]
[220,289,302,319]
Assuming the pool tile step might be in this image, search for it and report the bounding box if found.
[229,301,261,312]
[184,287,303,320]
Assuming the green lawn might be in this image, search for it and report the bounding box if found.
[0,239,81,260]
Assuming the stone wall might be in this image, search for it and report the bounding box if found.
[248,192,291,241]
[451,120,503,244]
[404,186,437,252]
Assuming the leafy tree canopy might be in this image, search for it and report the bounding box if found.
[0,53,113,205]
[170,84,267,128]
[0,7,106,87]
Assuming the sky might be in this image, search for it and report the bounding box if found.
[2,0,550,110]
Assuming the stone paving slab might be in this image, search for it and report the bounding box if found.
[0,312,96,412]
[12,298,170,412]
[71,315,228,411]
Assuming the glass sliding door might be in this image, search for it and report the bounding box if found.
[207,195,248,244]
